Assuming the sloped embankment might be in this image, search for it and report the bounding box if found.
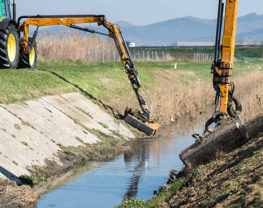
[0,92,134,206]
[166,119,263,207]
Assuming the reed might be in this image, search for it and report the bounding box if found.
[37,32,118,63]
[38,33,174,63]
[146,70,263,128]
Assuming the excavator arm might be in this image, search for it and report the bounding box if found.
[17,15,159,135]
[180,0,248,170]
[205,0,243,133]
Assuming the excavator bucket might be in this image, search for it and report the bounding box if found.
[179,119,248,172]
[124,108,159,136]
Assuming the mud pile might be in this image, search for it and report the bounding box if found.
[0,179,38,208]
[180,117,263,173]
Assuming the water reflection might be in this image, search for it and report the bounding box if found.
[123,137,180,200]
[38,136,194,208]
[123,140,148,199]
[162,118,206,136]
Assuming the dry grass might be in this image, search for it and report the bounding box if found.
[235,70,263,122]
[146,72,213,129]
[88,65,262,135]
[144,70,263,132]
[37,32,119,63]
[37,33,175,63]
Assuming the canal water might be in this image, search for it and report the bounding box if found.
[37,136,195,208]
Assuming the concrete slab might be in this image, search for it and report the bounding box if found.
[42,95,114,136]
[0,92,134,179]
[61,93,134,139]
[3,99,100,147]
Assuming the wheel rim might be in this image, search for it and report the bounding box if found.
[7,34,16,62]
[29,47,35,66]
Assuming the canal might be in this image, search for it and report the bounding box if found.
[38,135,195,207]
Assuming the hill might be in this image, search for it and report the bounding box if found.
[37,13,263,45]
[121,13,263,45]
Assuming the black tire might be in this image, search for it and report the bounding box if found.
[0,22,20,69]
[19,38,38,69]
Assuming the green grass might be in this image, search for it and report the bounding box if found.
[37,60,157,98]
[0,68,72,103]
[0,59,262,104]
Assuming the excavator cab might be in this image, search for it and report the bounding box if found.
[0,0,13,20]
[1,0,10,18]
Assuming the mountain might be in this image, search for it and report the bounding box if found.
[120,13,263,45]
[122,17,216,45]
[237,28,263,42]
[38,21,134,35]
[37,13,263,45]
[237,13,263,34]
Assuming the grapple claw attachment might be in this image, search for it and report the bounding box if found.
[181,117,249,171]
[124,107,159,136]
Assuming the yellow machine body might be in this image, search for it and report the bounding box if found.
[213,0,238,115]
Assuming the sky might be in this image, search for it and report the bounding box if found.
[17,0,263,26]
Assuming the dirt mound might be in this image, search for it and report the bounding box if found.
[168,134,263,207]
[0,179,39,208]
[180,117,263,173]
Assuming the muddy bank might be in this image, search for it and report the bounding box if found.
[178,116,263,174]
[0,179,38,208]
[0,135,133,208]
[29,136,132,189]
[167,131,263,207]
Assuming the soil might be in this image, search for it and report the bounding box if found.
[0,180,38,208]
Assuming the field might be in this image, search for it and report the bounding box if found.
[131,46,263,59]
[0,57,262,133]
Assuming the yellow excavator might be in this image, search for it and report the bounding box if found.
[180,0,248,170]
[205,0,242,133]
[0,0,159,136]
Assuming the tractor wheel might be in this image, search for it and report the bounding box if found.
[19,38,38,69]
[0,22,20,69]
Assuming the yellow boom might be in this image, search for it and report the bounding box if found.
[17,14,159,135]
[205,0,243,133]
[214,0,238,114]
